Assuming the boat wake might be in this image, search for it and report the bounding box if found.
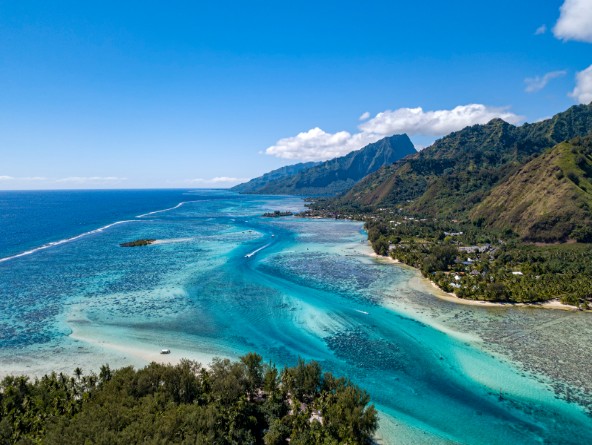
[245,243,272,258]
[0,220,138,264]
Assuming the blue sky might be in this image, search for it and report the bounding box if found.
[1,0,591,189]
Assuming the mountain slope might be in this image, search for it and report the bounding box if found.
[233,134,416,196]
[470,136,592,242]
[339,103,592,217]
[231,162,319,193]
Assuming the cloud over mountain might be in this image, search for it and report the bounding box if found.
[265,104,522,161]
[358,105,522,137]
[265,128,378,162]
[571,65,592,104]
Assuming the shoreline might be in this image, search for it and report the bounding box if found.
[67,317,222,371]
[367,246,584,312]
[415,276,582,311]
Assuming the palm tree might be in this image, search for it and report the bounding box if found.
[99,364,112,383]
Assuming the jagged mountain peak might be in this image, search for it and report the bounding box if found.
[232,134,416,196]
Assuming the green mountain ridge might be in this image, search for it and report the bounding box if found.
[336,103,592,241]
[233,134,416,196]
[231,161,320,194]
[471,136,592,242]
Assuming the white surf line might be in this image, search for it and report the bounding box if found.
[0,220,138,264]
[0,199,202,264]
[136,201,186,218]
[136,199,210,218]
[245,243,272,258]
[355,309,369,315]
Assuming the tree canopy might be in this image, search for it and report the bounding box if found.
[0,354,378,445]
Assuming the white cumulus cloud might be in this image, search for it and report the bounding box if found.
[265,127,379,161]
[209,176,248,183]
[535,24,547,35]
[359,111,371,121]
[55,176,127,183]
[0,176,48,181]
[265,104,522,161]
[553,0,592,43]
[524,70,567,93]
[359,104,522,137]
[570,65,592,104]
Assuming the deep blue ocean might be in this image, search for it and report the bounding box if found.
[0,189,591,444]
[0,189,193,259]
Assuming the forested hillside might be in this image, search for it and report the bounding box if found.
[339,103,592,243]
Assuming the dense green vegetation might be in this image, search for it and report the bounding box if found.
[233,134,416,196]
[339,103,592,243]
[300,201,592,306]
[363,216,592,306]
[262,211,294,218]
[0,354,377,445]
[120,239,156,247]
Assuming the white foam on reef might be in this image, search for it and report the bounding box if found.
[0,220,138,264]
[136,200,207,218]
[136,201,189,217]
[245,243,271,258]
[151,238,194,245]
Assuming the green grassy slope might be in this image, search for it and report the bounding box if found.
[471,136,592,242]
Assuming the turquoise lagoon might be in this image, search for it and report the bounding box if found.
[0,189,591,444]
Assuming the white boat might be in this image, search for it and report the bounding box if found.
[160,349,171,354]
